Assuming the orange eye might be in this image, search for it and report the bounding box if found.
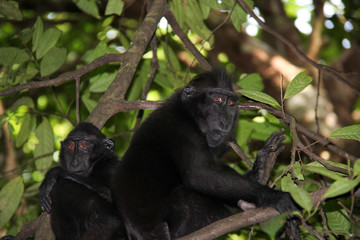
[227,99,233,105]
[214,96,221,102]
[80,144,88,149]
[68,144,75,150]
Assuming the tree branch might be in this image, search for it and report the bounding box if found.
[109,100,358,167]
[86,0,166,128]
[229,141,253,168]
[33,212,55,240]
[14,213,40,240]
[178,207,279,240]
[164,6,212,71]
[0,54,123,96]
[237,102,359,164]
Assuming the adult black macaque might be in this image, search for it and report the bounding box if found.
[113,70,300,239]
[39,122,127,240]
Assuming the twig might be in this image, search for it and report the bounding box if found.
[237,102,359,163]
[164,6,212,71]
[0,54,123,96]
[75,77,80,123]
[1,152,54,178]
[314,70,321,133]
[319,206,331,239]
[142,36,159,100]
[289,113,298,165]
[51,87,64,116]
[229,141,253,167]
[134,35,160,130]
[300,220,326,240]
[297,141,348,174]
[188,0,237,69]
[338,200,360,221]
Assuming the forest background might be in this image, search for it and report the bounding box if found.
[1,0,360,239]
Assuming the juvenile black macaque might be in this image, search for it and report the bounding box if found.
[112,70,300,240]
[39,122,127,240]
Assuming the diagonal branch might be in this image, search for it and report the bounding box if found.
[164,6,212,71]
[86,0,166,129]
[0,53,123,96]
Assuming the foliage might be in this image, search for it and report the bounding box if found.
[0,0,360,239]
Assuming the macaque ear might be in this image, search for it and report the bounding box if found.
[181,86,197,102]
[103,138,115,152]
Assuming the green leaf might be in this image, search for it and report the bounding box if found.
[184,0,211,40]
[294,161,304,180]
[73,0,100,19]
[105,0,124,16]
[260,212,289,240]
[32,16,43,52]
[354,159,360,177]
[89,71,117,93]
[0,176,24,229]
[81,91,98,113]
[247,121,281,142]
[281,174,313,212]
[19,28,34,45]
[40,47,67,76]
[0,0,23,20]
[161,42,181,71]
[9,97,35,112]
[290,185,313,212]
[16,114,35,148]
[154,72,174,90]
[236,119,252,150]
[327,208,351,233]
[81,41,118,63]
[237,73,264,91]
[14,66,39,85]
[231,3,247,32]
[199,1,210,19]
[284,71,312,99]
[238,89,281,108]
[34,117,54,170]
[323,177,360,199]
[325,200,351,233]
[201,0,234,9]
[303,162,345,180]
[0,47,30,65]
[23,182,41,198]
[329,124,360,141]
[168,0,186,29]
[36,28,62,59]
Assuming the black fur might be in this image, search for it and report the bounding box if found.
[113,70,300,240]
[39,122,127,240]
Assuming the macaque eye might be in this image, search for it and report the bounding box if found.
[227,99,234,105]
[80,144,88,149]
[68,144,75,150]
[213,96,221,102]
